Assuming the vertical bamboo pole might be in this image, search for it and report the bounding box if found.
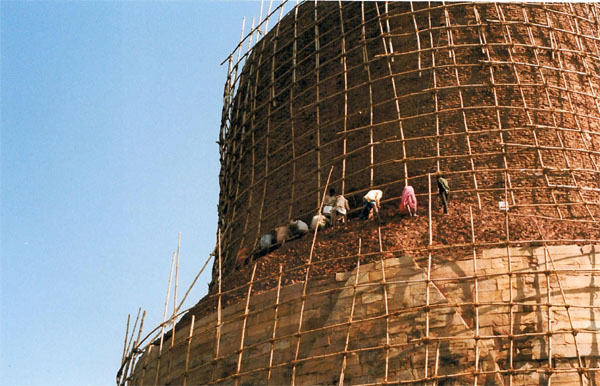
[139,345,153,386]
[234,264,257,386]
[338,249,361,386]
[475,4,515,205]
[121,314,131,367]
[496,4,561,219]
[166,233,181,383]
[504,170,514,386]
[469,207,480,385]
[211,229,223,382]
[315,1,322,206]
[338,1,348,195]
[267,265,283,385]
[410,2,422,77]
[534,220,586,383]
[425,173,433,382]
[154,251,176,385]
[127,310,146,384]
[122,308,142,384]
[291,166,334,386]
[375,2,409,186]
[442,2,481,209]
[377,227,390,382]
[428,2,441,174]
[224,18,251,268]
[360,2,375,187]
[182,315,196,386]
[287,4,299,223]
[543,244,553,383]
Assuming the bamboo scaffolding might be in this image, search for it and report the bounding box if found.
[124,4,600,384]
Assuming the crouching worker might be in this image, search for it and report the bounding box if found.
[331,194,350,226]
[258,232,276,256]
[289,219,309,238]
[310,213,329,230]
[399,185,418,217]
[360,189,383,220]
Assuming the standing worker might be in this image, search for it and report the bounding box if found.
[437,174,450,214]
[360,189,383,220]
[323,188,337,218]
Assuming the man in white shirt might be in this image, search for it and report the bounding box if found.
[360,189,383,220]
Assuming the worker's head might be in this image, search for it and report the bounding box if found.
[329,188,335,196]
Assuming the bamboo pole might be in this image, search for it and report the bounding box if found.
[182,315,195,386]
[315,1,322,207]
[211,229,223,382]
[443,1,481,209]
[469,207,480,386]
[121,314,131,367]
[267,265,283,384]
[154,251,176,385]
[496,4,562,219]
[121,308,142,384]
[410,2,422,77]
[287,4,299,224]
[339,0,348,195]
[338,242,361,386]
[375,2,409,186]
[234,263,257,386]
[361,2,375,187]
[475,4,515,205]
[126,310,146,385]
[291,165,334,386]
[378,229,390,382]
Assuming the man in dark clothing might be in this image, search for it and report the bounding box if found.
[437,175,450,214]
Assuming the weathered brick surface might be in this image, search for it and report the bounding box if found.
[129,244,600,385]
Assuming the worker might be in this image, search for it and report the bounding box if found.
[289,219,309,237]
[399,185,418,217]
[274,224,289,244]
[322,188,337,218]
[258,232,276,252]
[331,194,350,226]
[360,189,383,220]
[310,213,328,230]
[437,174,450,214]
[235,247,249,269]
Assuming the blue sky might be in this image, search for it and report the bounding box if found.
[0,1,277,384]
